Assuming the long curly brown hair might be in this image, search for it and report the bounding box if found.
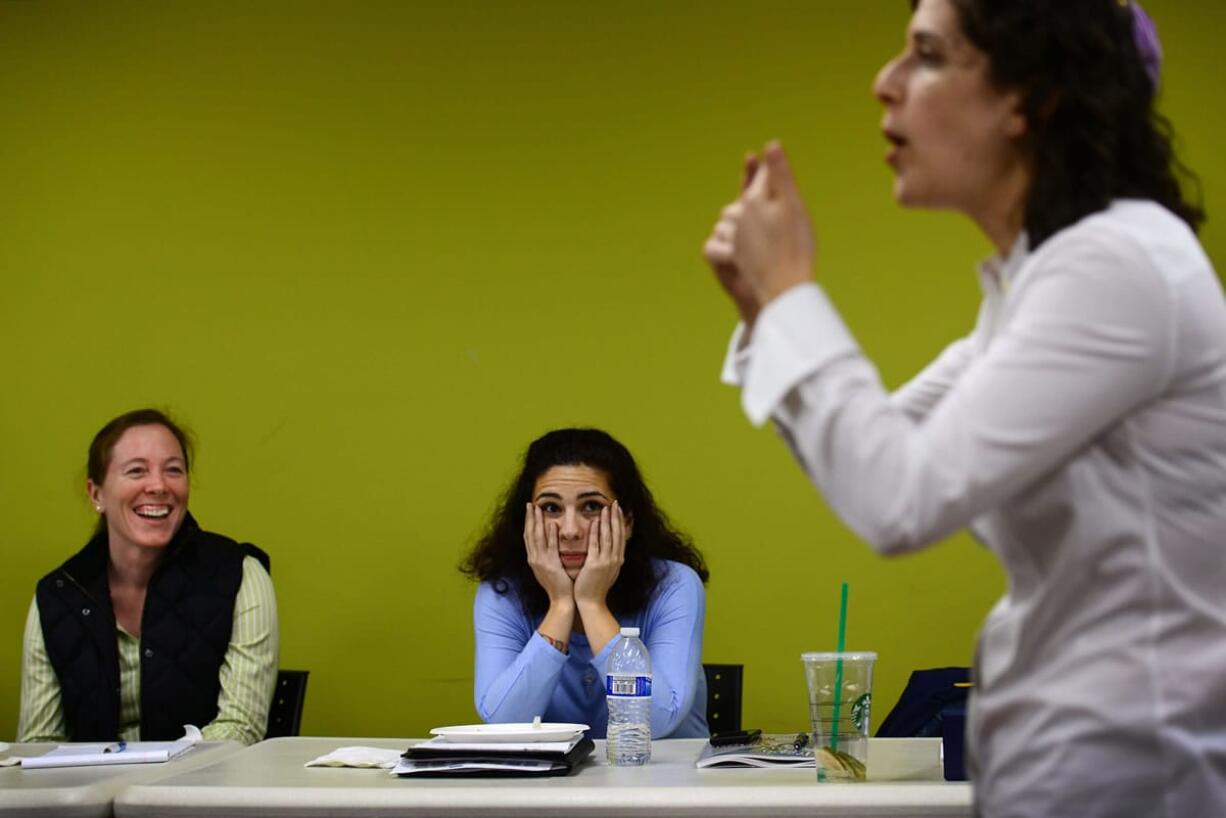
[460,428,708,619]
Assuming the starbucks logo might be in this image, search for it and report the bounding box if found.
[850,693,871,730]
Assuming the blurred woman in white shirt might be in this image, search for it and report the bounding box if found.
[703,2,1226,816]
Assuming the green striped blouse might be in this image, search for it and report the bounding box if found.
[17,556,278,746]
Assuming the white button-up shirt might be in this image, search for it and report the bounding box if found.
[723,200,1226,817]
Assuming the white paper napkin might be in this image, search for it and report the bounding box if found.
[304,746,403,769]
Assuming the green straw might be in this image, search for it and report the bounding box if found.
[829,582,849,753]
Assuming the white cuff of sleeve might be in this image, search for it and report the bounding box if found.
[720,323,752,387]
[738,282,860,426]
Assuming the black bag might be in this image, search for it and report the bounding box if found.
[875,667,970,738]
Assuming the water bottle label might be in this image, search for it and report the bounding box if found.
[606,673,652,697]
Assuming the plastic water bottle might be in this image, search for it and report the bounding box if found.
[606,626,652,765]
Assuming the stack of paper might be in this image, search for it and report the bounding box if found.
[21,726,203,769]
[394,723,593,777]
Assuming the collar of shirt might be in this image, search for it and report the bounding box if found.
[977,232,1030,299]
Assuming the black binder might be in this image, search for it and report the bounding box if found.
[397,736,595,777]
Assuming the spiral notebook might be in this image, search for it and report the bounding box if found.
[21,726,203,769]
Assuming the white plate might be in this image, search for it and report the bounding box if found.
[429,723,589,743]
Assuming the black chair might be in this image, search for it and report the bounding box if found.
[265,669,310,738]
[703,663,744,733]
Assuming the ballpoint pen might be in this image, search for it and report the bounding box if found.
[103,741,127,753]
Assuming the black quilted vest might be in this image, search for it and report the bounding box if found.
[34,513,270,741]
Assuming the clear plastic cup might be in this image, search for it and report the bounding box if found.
[801,651,877,781]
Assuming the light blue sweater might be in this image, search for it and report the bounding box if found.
[472,560,708,739]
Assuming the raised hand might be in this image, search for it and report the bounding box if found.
[704,142,816,320]
[705,152,763,325]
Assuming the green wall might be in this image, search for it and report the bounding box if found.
[2,1,1222,740]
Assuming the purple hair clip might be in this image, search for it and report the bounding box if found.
[1128,1,1163,86]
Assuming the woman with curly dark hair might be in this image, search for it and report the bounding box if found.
[461,428,710,738]
[705,1,1224,815]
